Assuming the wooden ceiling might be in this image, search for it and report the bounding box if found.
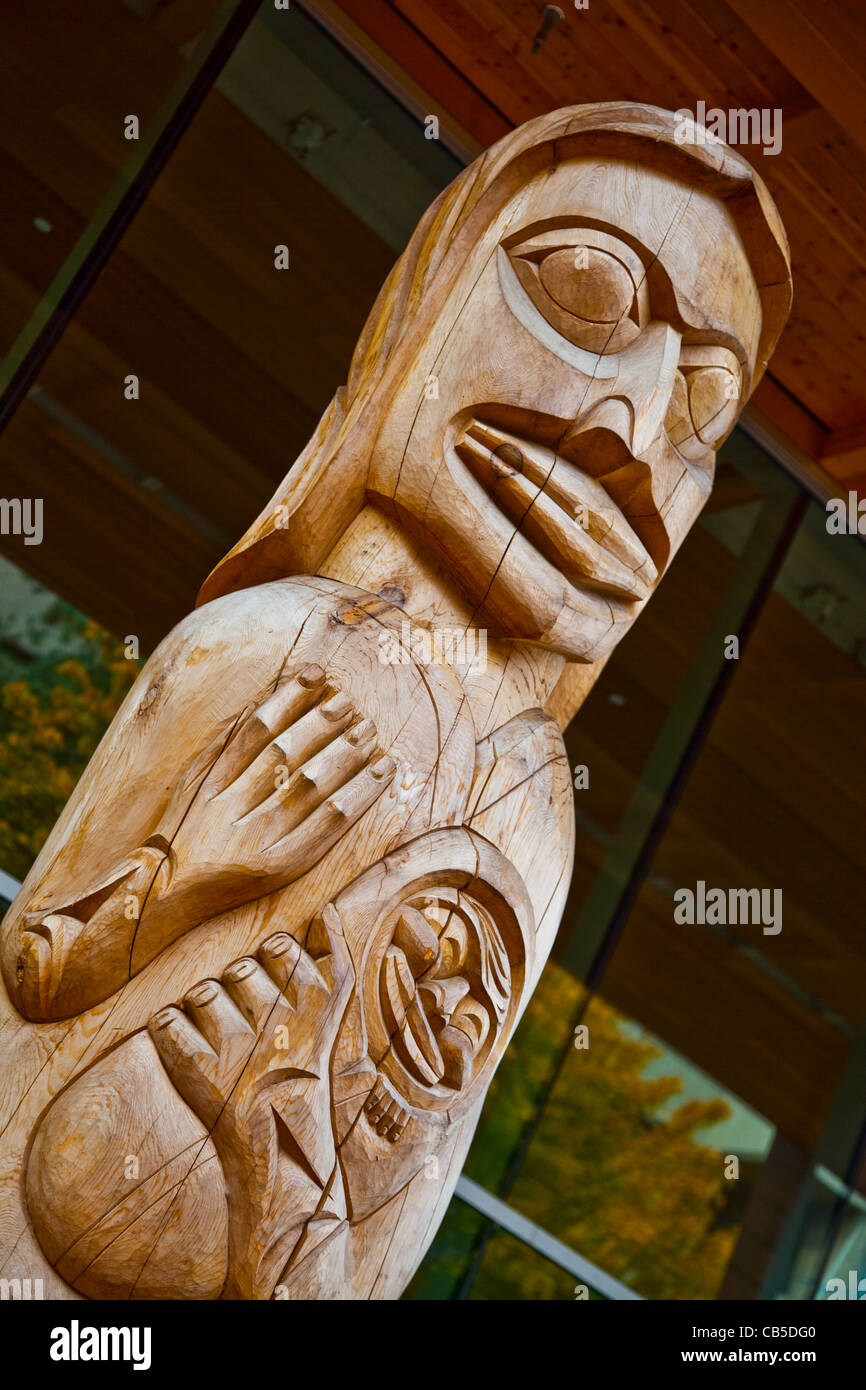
[320,0,866,493]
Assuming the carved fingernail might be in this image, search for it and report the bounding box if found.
[261,932,296,958]
[321,694,353,721]
[223,957,257,982]
[185,980,219,1007]
[370,755,396,780]
[151,1007,178,1030]
[298,664,325,689]
[491,442,524,477]
[345,718,375,747]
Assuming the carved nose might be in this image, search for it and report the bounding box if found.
[564,321,682,463]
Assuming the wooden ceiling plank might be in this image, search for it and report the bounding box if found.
[789,0,866,78]
[611,0,778,113]
[462,0,682,118]
[770,318,863,430]
[821,420,866,479]
[685,0,815,109]
[389,0,558,125]
[783,104,842,157]
[726,0,866,157]
[326,0,512,145]
[749,376,828,463]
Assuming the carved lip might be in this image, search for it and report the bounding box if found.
[454,418,657,602]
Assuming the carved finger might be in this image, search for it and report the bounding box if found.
[206,664,328,796]
[182,978,257,1085]
[280,942,332,1009]
[155,725,243,834]
[227,692,355,817]
[365,1089,391,1123]
[147,1005,224,1127]
[221,955,283,1032]
[264,755,396,871]
[257,932,303,993]
[249,717,378,837]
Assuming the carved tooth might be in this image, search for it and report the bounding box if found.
[458,419,655,585]
[417,976,471,1022]
[460,434,649,598]
[393,907,440,977]
[380,946,417,1033]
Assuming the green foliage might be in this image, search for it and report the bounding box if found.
[0,615,140,881]
[407,963,738,1301]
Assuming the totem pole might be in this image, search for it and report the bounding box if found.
[0,105,791,1299]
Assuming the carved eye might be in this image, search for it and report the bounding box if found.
[506,235,647,354]
[538,247,637,324]
[687,366,740,444]
[665,348,742,460]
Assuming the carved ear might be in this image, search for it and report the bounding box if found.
[329,826,534,1221]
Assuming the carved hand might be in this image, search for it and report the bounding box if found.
[148,914,354,1300]
[138,662,395,963]
[12,664,395,1019]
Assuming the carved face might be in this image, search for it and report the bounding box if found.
[322,829,533,1265]
[368,159,762,662]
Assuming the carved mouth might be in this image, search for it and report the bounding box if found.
[380,905,488,1097]
[454,418,658,602]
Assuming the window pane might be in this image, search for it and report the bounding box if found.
[0,0,229,362]
[0,3,462,647]
[0,555,140,881]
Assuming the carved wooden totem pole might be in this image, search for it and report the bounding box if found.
[0,105,791,1300]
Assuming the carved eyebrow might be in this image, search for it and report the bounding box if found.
[504,219,755,366]
[645,253,752,370]
[503,221,648,287]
